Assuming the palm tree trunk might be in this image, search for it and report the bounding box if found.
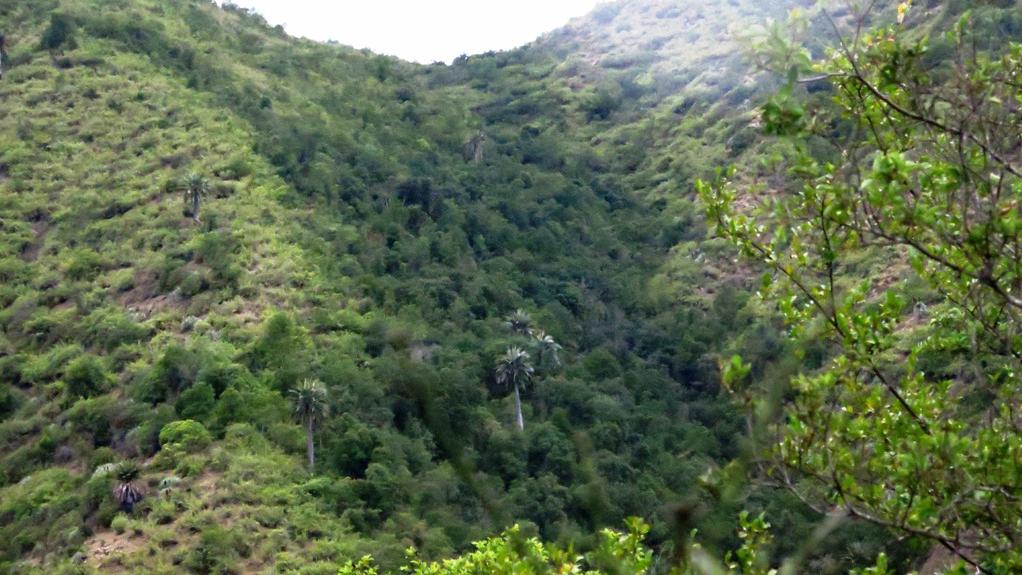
[513,383,524,431]
[306,418,315,470]
[191,192,201,222]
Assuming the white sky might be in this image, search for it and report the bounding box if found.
[225,0,602,64]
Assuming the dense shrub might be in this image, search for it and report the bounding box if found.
[81,307,149,350]
[63,354,111,399]
[0,384,21,420]
[40,13,77,51]
[63,248,104,281]
[137,344,203,403]
[159,419,212,452]
[176,382,215,421]
[65,395,142,446]
[185,525,244,574]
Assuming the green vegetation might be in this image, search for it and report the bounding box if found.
[698,2,1022,573]
[290,378,328,469]
[0,0,1020,573]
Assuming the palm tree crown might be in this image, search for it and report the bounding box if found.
[183,172,209,222]
[504,309,533,337]
[495,346,534,431]
[495,346,534,390]
[112,462,144,512]
[290,378,329,424]
[533,330,562,369]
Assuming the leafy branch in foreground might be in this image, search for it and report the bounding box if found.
[700,5,1022,573]
[338,514,798,575]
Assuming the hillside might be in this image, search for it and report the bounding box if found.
[538,0,804,98]
[3,0,1019,573]
[0,1,817,572]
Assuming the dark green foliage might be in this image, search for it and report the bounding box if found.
[185,525,243,575]
[246,313,309,389]
[65,395,142,446]
[175,381,215,422]
[0,0,981,571]
[0,469,82,565]
[0,384,22,420]
[131,404,176,456]
[583,82,623,120]
[63,354,110,399]
[137,344,202,403]
[80,307,149,351]
[40,12,76,51]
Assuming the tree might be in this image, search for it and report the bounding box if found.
[0,33,7,80]
[699,5,1022,572]
[182,173,209,223]
[111,462,144,513]
[465,131,486,163]
[504,309,533,337]
[533,330,562,371]
[290,378,328,470]
[40,13,75,52]
[495,347,533,431]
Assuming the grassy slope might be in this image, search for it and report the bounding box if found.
[0,3,373,572]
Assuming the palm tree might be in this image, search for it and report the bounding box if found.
[112,462,145,513]
[504,309,533,337]
[495,346,534,431]
[182,173,209,223]
[533,330,562,371]
[465,131,486,163]
[290,378,328,470]
[0,34,7,80]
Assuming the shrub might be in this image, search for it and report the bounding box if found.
[176,382,215,421]
[63,355,111,399]
[158,420,212,453]
[216,155,252,180]
[63,248,104,281]
[128,404,176,457]
[175,454,206,477]
[0,384,21,420]
[195,231,241,288]
[266,422,304,454]
[137,344,202,403]
[246,313,308,373]
[66,395,142,446]
[21,343,83,384]
[185,526,242,574]
[197,361,247,396]
[0,468,81,560]
[89,446,117,469]
[149,497,177,525]
[82,473,115,524]
[81,307,149,350]
[40,13,77,51]
[110,514,128,534]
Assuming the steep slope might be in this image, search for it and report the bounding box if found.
[0,0,914,573]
